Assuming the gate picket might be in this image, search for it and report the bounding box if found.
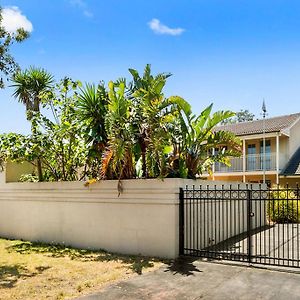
[179,184,300,269]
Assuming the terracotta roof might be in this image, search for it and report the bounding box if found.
[281,147,300,176]
[215,113,300,136]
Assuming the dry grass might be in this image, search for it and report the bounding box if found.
[0,238,164,300]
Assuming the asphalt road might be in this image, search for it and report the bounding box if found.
[76,258,300,300]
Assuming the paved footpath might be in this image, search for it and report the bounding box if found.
[76,258,300,300]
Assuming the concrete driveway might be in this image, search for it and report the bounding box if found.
[76,258,300,300]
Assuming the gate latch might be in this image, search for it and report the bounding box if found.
[250,212,255,217]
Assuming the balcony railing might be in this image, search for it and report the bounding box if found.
[214,153,277,173]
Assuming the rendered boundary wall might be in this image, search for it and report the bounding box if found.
[0,177,265,259]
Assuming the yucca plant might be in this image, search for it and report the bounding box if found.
[76,82,108,177]
[100,81,135,180]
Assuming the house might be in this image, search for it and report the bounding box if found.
[208,112,300,187]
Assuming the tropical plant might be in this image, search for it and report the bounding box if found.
[129,64,179,178]
[100,65,241,180]
[76,82,108,177]
[1,64,242,182]
[1,78,89,181]
[168,102,242,178]
[11,67,54,181]
[100,81,135,180]
[11,66,54,116]
[0,7,30,88]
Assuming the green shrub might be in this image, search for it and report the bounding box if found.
[267,189,300,223]
[19,173,39,182]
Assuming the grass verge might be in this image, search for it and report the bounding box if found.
[0,238,164,300]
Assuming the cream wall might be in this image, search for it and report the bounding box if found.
[0,179,265,259]
[0,170,5,184]
[0,179,186,259]
[279,135,289,170]
[5,160,35,183]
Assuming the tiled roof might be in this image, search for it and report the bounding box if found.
[280,147,300,176]
[215,113,300,136]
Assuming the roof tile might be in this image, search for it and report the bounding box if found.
[216,113,300,136]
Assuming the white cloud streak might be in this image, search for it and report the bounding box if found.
[148,18,184,36]
[1,6,33,33]
[70,0,93,18]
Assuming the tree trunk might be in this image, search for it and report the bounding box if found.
[36,159,43,181]
[31,100,43,181]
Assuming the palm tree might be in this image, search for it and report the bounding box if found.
[11,66,54,181]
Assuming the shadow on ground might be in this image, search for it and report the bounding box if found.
[164,257,202,276]
[0,264,50,288]
[6,241,164,275]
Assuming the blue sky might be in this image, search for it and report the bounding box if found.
[1,0,300,133]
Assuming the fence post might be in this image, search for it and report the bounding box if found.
[247,189,252,264]
[179,188,184,256]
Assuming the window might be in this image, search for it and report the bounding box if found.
[260,140,271,170]
[247,144,256,170]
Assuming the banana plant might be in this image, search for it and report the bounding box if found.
[128,64,178,178]
[170,102,242,178]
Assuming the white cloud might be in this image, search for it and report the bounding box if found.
[83,10,93,18]
[148,18,184,36]
[70,0,86,8]
[70,0,93,18]
[1,6,33,33]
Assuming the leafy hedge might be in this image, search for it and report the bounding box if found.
[267,189,300,223]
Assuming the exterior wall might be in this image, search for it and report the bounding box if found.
[5,160,35,183]
[213,174,277,185]
[0,169,5,184]
[0,178,266,259]
[244,174,276,184]
[288,118,300,159]
[0,179,187,259]
[279,135,289,170]
[279,177,300,187]
[211,175,243,182]
[212,134,291,185]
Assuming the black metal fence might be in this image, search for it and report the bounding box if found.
[179,184,300,268]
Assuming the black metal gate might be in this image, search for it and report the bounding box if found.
[179,185,300,268]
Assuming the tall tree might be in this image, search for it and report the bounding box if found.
[221,109,255,124]
[11,67,54,181]
[0,7,29,88]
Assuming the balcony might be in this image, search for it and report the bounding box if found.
[214,153,277,173]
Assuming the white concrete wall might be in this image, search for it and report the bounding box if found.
[0,178,267,259]
[0,179,194,259]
